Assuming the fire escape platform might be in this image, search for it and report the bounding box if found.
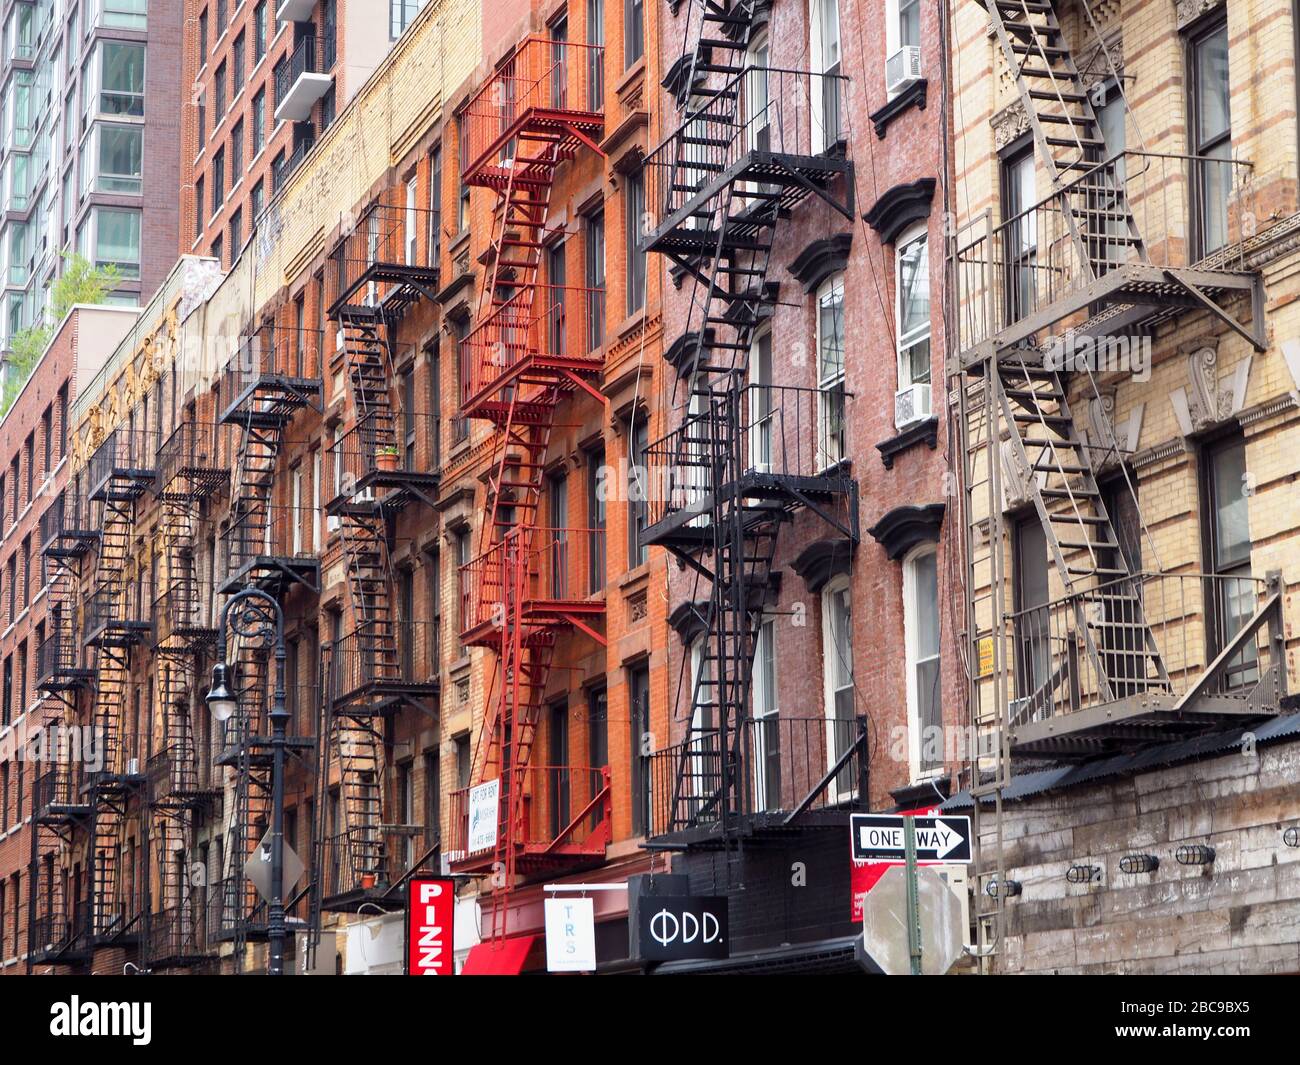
[325,468,442,516]
[643,467,856,551]
[84,619,152,649]
[219,555,321,596]
[328,264,442,319]
[464,108,605,188]
[219,376,323,424]
[643,149,853,256]
[44,534,99,559]
[1009,689,1280,760]
[331,678,440,718]
[956,261,1261,370]
[460,352,606,422]
[644,806,862,853]
[460,599,605,649]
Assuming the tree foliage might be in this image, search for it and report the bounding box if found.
[2,254,121,414]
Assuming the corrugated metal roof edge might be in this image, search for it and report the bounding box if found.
[941,711,1300,810]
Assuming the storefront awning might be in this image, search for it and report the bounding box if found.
[461,936,538,976]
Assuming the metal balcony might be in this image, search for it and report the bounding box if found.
[327,621,439,717]
[641,383,858,551]
[951,150,1264,369]
[87,426,157,502]
[29,908,90,965]
[145,902,213,969]
[446,765,611,876]
[640,67,854,259]
[645,715,870,850]
[36,632,93,691]
[318,828,431,913]
[324,411,440,514]
[41,486,99,558]
[997,570,1285,759]
[220,500,322,595]
[458,526,606,647]
[218,325,324,425]
[156,420,228,501]
[328,202,441,317]
[460,37,605,188]
[147,744,220,809]
[83,578,153,648]
[459,285,606,424]
[274,30,336,123]
[34,765,92,824]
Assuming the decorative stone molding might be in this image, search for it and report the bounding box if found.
[863,178,936,246]
[876,415,939,469]
[991,101,1030,151]
[1132,437,1190,470]
[791,538,855,593]
[1168,342,1253,437]
[867,503,945,561]
[1000,437,1037,510]
[1175,0,1225,31]
[869,78,928,140]
[669,601,710,646]
[788,233,853,293]
[1081,393,1144,471]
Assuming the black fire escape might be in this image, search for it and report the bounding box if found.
[308,200,440,929]
[144,417,225,970]
[638,0,865,855]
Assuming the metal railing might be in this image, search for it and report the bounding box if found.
[37,631,86,686]
[326,621,439,706]
[219,325,325,415]
[641,66,850,241]
[646,715,869,839]
[317,828,427,899]
[459,526,605,638]
[332,201,441,310]
[324,410,440,501]
[147,902,209,963]
[274,31,337,109]
[460,37,605,180]
[952,150,1256,356]
[87,426,158,499]
[1001,570,1284,730]
[459,285,606,407]
[83,573,154,641]
[147,741,216,801]
[445,765,611,864]
[223,498,322,577]
[644,383,854,529]
[156,420,228,499]
[34,764,88,816]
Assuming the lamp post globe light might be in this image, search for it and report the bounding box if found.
[207,587,291,975]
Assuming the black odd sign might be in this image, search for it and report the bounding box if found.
[637,895,729,962]
[850,814,972,863]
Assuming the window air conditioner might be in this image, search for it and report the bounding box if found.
[894,382,932,430]
[886,46,922,95]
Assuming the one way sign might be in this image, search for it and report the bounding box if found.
[850,814,972,863]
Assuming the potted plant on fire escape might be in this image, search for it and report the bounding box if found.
[376,444,399,473]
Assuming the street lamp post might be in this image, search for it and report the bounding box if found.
[207,587,290,976]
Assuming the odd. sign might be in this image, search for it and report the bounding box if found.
[850,814,972,863]
[637,896,729,962]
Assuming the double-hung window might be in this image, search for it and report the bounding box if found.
[816,274,846,467]
[1189,16,1232,256]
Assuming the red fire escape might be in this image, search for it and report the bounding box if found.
[450,36,611,943]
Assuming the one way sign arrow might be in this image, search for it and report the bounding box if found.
[850,814,972,863]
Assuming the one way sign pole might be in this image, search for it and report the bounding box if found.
[850,814,972,864]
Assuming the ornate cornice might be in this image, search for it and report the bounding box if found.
[867,503,946,562]
[787,233,853,293]
[791,538,855,592]
[863,178,936,246]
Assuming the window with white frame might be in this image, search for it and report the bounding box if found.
[816,273,846,467]
[748,329,773,472]
[821,575,855,800]
[896,225,931,393]
[688,637,716,817]
[809,0,842,152]
[885,0,922,93]
[903,544,942,781]
[405,177,418,265]
[751,618,779,811]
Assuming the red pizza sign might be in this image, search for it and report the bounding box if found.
[406,878,456,975]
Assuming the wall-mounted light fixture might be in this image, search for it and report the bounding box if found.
[985,878,1022,899]
[1119,853,1160,874]
[1175,844,1216,866]
[1066,864,1101,884]
[1284,826,1300,848]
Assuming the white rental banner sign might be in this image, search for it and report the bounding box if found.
[545,897,597,973]
[467,778,500,853]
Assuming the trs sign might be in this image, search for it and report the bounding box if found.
[850,814,972,863]
[406,878,455,975]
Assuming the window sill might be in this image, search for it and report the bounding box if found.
[875,415,939,469]
[869,78,928,140]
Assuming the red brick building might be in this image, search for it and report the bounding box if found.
[0,305,139,974]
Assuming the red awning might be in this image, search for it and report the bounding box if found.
[461,936,538,976]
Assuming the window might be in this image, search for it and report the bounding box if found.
[250,178,264,222]
[895,226,931,392]
[214,62,227,117]
[229,207,243,257]
[454,734,471,789]
[1189,16,1232,256]
[751,619,780,810]
[625,173,645,315]
[405,176,418,264]
[816,274,846,466]
[95,124,142,193]
[456,115,470,232]
[904,546,942,781]
[586,445,606,592]
[232,32,245,96]
[1203,435,1257,686]
[548,702,570,837]
[821,575,856,799]
[1013,514,1050,703]
[455,528,472,646]
[749,331,773,471]
[194,177,205,242]
[391,0,426,39]
[101,0,148,30]
[428,146,442,263]
[212,146,225,213]
[1002,146,1037,323]
[810,0,842,151]
[230,120,245,183]
[1092,80,1128,270]
[627,418,648,568]
[587,0,605,110]
[423,750,440,848]
[254,1,268,62]
[546,241,566,354]
[628,663,650,835]
[548,473,568,598]
[585,211,605,350]
[624,0,644,68]
[93,208,141,278]
[200,9,209,63]
[99,41,145,116]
